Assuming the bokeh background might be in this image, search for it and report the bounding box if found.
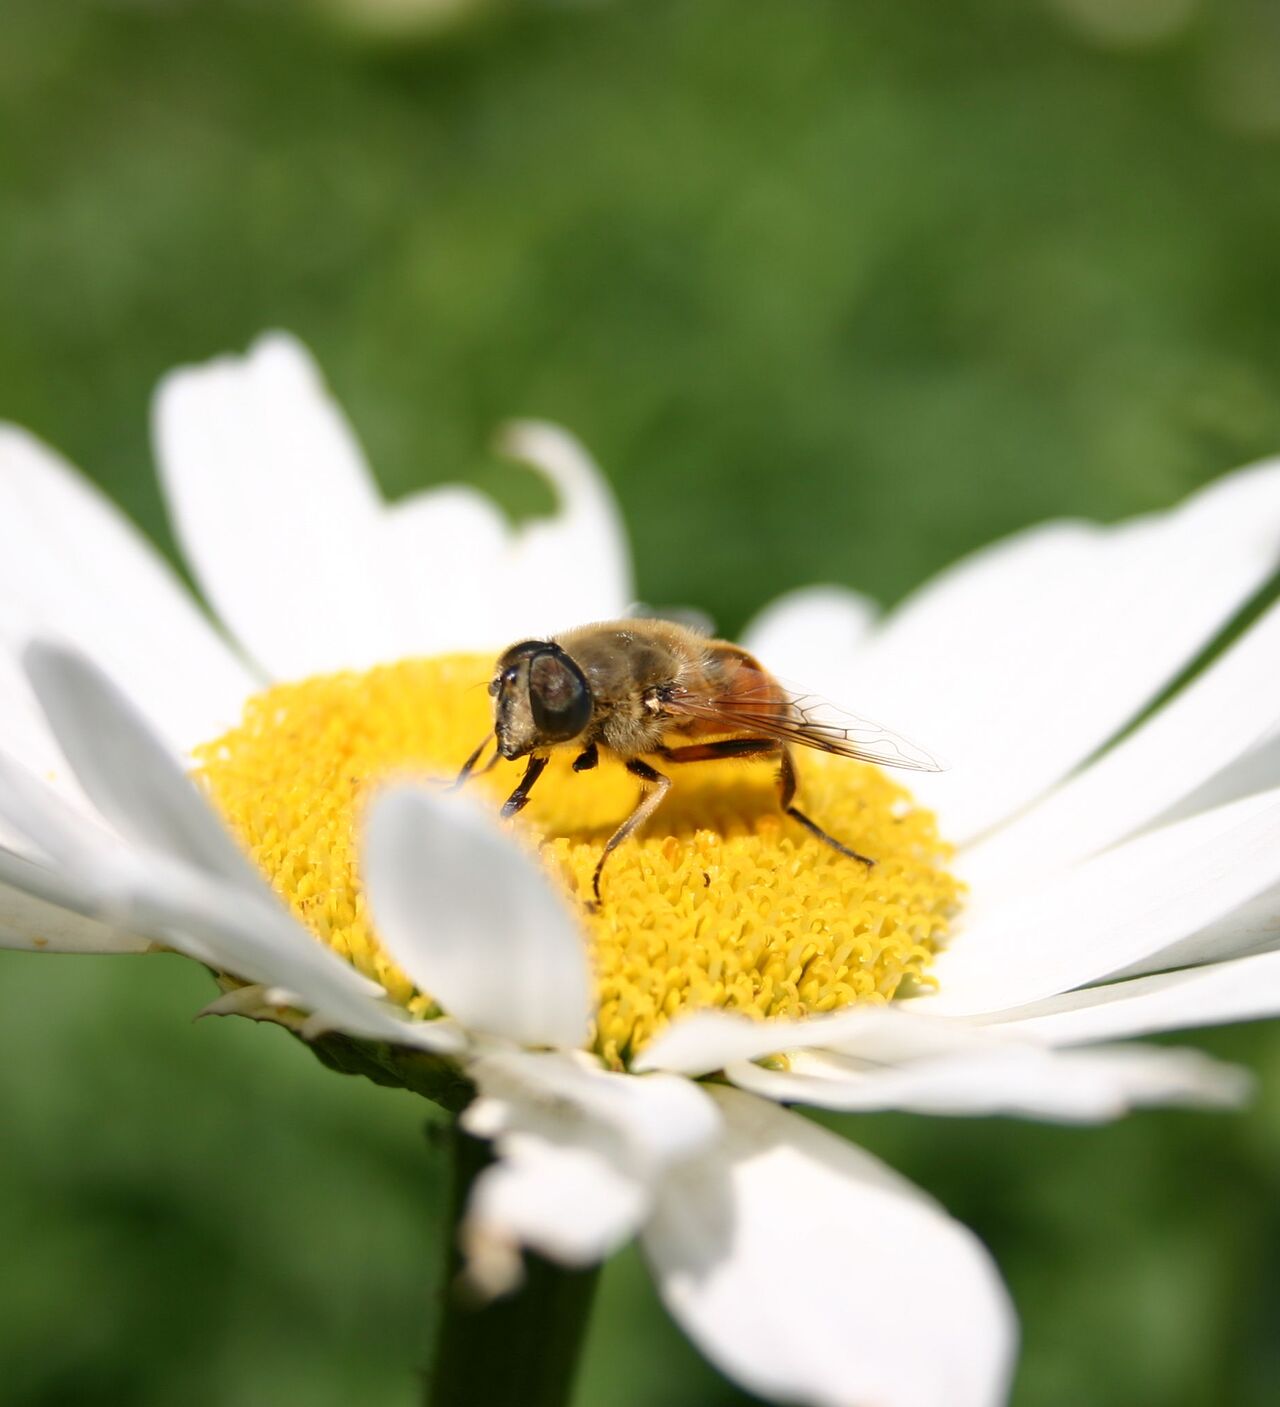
[3,0,1280,1403]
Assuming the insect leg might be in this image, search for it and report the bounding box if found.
[778,744,876,868]
[591,758,672,904]
[500,754,549,819]
[573,742,599,773]
[661,739,874,866]
[452,732,496,790]
[658,738,778,763]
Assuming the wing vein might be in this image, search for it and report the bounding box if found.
[661,682,944,774]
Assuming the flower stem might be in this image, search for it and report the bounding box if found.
[423,1122,600,1407]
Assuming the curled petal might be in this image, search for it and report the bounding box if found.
[459,1048,721,1295]
[363,785,592,1049]
[980,949,1280,1046]
[0,847,151,954]
[726,1042,1250,1122]
[634,1004,996,1079]
[22,641,269,895]
[103,854,461,1054]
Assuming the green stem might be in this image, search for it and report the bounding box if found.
[423,1122,601,1407]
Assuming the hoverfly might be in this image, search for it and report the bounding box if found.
[455,619,942,903]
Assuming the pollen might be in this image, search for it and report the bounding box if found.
[193,656,960,1066]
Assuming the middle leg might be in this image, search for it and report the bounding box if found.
[500,754,549,819]
[591,758,672,904]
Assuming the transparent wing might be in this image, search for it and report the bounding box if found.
[662,678,946,773]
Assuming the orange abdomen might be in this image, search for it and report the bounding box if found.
[672,645,790,740]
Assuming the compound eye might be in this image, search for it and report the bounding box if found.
[528,651,591,742]
[497,639,548,669]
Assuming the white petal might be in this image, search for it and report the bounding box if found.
[154,338,634,672]
[197,984,306,1021]
[0,640,125,856]
[466,1046,721,1170]
[23,641,268,894]
[0,747,126,869]
[634,1004,994,1078]
[1,680,460,1049]
[462,1133,648,1297]
[979,949,1280,1045]
[0,635,100,837]
[859,459,1280,841]
[459,1047,720,1294]
[99,850,461,1054]
[1152,724,1280,828]
[492,421,632,636]
[921,787,1280,1017]
[5,649,468,1052]
[727,1042,1249,1122]
[1111,877,1280,975]
[0,425,255,751]
[385,423,632,653]
[0,847,150,953]
[0,747,456,1047]
[362,785,592,1048]
[739,585,880,695]
[642,1086,1016,1407]
[383,485,512,652]
[960,598,1280,901]
[152,332,411,678]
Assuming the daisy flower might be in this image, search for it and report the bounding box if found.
[3,333,1279,1407]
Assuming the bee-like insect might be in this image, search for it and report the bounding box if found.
[455,619,942,903]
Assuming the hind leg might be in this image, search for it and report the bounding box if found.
[658,739,876,868]
[777,745,875,868]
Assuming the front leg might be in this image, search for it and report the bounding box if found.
[452,731,498,790]
[501,754,548,819]
[591,758,671,905]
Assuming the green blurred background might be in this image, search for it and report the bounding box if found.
[2,0,1279,1402]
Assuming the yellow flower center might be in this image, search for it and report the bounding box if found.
[194,655,960,1066]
